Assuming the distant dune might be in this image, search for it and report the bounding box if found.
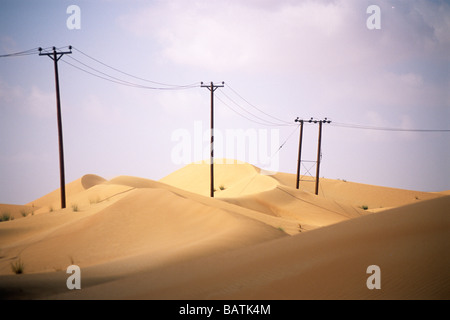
[0,160,448,299]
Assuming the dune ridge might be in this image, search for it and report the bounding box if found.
[0,160,448,299]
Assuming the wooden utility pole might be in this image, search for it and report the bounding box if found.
[295,118,304,189]
[39,46,72,209]
[314,118,331,195]
[201,81,224,197]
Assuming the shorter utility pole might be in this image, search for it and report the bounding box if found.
[314,118,331,195]
[201,81,224,198]
[295,117,304,189]
[39,46,72,209]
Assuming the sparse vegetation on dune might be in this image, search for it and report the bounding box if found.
[11,258,24,274]
[0,212,12,222]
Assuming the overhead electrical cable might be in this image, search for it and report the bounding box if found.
[0,47,50,58]
[226,84,292,125]
[71,46,199,89]
[215,94,280,126]
[60,59,151,89]
[61,57,198,90]
[2,47,449,133]
[331,122,450,133]
[217,90,292,127]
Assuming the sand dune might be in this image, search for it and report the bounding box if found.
[222,185,367,231]
[50,195,448,300]
[24,174,108,215]
[271,172,443,210]
[0,160,448,300]
[160,160,279,197]
[0,203,36,221]
[0,171,286,276]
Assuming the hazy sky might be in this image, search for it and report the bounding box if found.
[1,0,449,205]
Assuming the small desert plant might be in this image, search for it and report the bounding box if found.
[71,203,79,212]
[89,196,101,205]
[360,205,369,210]
[11,258,24,274]
[277,227,285,233]
[0,212,12,222]
[49,206,54,212]
[219,184,226,190]
[20,209,28,217]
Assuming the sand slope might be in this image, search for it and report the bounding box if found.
[43,195,450,300]
[0,179,284,276]
[24,174,107,214]
[0,160,448,299]
[160,160,279,197]
[0,203,35,221]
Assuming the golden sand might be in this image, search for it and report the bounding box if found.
[0,160,448,299]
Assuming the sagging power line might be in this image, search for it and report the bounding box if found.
[64,46,199,90]
[2,46,449,133]
[72,47,199,89]
[223,84,293,126]
[2,45,450,201]
[331,122,450,133]
[0,47,41,58]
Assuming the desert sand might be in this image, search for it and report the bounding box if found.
[0,160,449,300]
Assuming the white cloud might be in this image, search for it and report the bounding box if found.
[118,0,449,78]
[156,89,204,116]
[118,0,355,73]
[0,35,18,53]
[81,94,122,124]
[25,85,55,118]
[0,79,54,118]
[0,79,21,104]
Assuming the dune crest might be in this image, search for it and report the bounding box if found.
[160,159,279,197]
[1,160,448,299]
[81,174,107,189]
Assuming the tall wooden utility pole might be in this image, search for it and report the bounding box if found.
[39,46,72,209]
[201,81,224,198]
[295,118,304,189]
[314,118,331,195]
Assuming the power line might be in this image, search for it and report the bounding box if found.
[215,92,295,127]
[225,84,292,125]
[217,90,291,127]
[0,47,46,58]
[261,123,301,162]
[1,46,199,90]
[278,123,301,152]
[331,122,450,133]
[60,59,149,88]
[61,57,198,90]
[71,46,199,89]
[215,94,276,126]
[62,58,199,90]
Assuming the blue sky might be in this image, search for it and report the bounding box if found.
[1,0,449,205]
